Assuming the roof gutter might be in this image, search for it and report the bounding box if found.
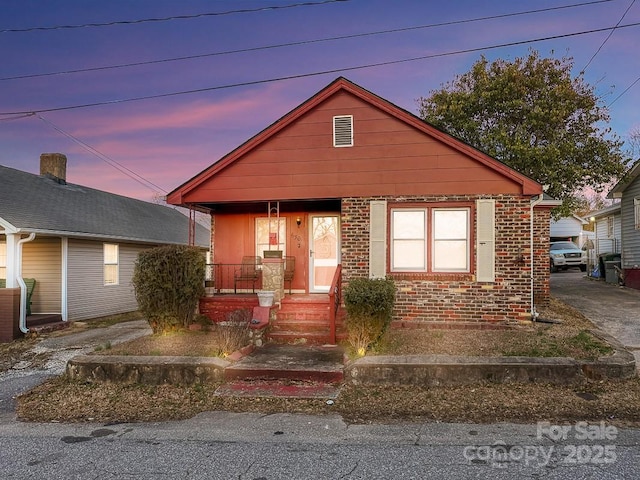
[17,233,36,334]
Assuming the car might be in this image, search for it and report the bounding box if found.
[550,241,587,273]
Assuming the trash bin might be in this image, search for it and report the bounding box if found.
[605,261,621,284]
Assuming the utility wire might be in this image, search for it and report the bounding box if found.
[0,0,613,82]
[0,0,348,33]
[580,0,636,73]
[608,75,640,106]
[2,20,639,116]
[36,113,168,195]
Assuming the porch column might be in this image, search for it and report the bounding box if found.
[262,257,284,305]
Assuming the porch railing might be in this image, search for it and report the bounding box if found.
[205,263,263,293]
[328,264,342,345]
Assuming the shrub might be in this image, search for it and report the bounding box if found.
[209,309,251,357]
[343,277,396,355]
[132,245,205,334]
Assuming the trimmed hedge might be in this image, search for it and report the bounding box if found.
[132,245,205,334]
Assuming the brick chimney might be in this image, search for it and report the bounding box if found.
[40,153,67,184]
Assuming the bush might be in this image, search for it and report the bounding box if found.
[343,277,396,355]
[132,245,205,334]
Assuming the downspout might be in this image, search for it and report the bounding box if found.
[530,196,544,322]
[17,233,36,333]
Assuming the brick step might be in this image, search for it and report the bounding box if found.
[269,320,333,333]
[276,310,331,322]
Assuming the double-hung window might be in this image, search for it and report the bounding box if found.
[104,243,119,285]
[255,218,286,258]
[391,206,470,273]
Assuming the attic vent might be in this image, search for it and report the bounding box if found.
[333,115,353,147]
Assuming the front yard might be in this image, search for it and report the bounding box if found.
[12,296,640,425]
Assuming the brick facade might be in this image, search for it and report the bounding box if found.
[341,195,550,326]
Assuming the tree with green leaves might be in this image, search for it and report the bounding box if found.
[418,50,629,214]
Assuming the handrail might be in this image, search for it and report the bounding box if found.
[328,264,342,345]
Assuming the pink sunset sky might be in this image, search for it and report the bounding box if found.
[1,0,639,203]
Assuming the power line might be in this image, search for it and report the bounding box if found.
[0,0,613,82]
[2,21,638,116]
[36,114,168,195]
[0,0,348,33]
[608,75,640,106]
[580,0,636,73]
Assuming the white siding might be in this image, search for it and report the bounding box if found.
[550,216,584,239]
[621,178,640,268]
[22,237,62,313]
[594,215,621,255]
[67,239,151,321]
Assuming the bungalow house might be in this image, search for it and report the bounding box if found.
[167,77,552,343]
[608,160,640,289]
[0,154,209,342]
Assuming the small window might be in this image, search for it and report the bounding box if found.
[104,243,119,285]
[333,115,353,147]
[391,209,426,271]
[607,216,614,238]
[0,242,6,279]
[255,218,286,258]
[635,198,640,230]
[432,209,469,272]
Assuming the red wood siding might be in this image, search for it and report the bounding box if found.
[214,213,309,293]
[181,91,524,204]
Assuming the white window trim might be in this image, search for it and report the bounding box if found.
[103,243,119,286]
[607,216,614,238]
[635,198,640,230]
[0,242,6,279]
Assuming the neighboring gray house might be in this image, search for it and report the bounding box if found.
[609,160,640,289]
[589,203,622,256]
[0,154,209,340]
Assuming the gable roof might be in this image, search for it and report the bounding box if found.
[168,77,541,206]
[609,159,640,198]
[0,164,209,247]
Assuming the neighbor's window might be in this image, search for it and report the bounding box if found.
[391,206,470,273]
[0,242,6,279]
[635,198,640,230]
[255,218,286,258]
[607,216,614,238]
[103,243,119,285]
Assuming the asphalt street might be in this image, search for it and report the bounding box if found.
[1,276,640,478]
[2,412,640,479]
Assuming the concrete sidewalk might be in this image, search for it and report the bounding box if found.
[551,269,640,367]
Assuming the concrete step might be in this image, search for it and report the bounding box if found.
[215,379,341,399]
[224,343,345,383]
[266,330,346,345]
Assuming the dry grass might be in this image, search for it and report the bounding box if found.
[13,297,640,425]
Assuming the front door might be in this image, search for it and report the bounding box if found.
[309,215,340,293]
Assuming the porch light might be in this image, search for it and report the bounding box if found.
[296,216,302,227]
